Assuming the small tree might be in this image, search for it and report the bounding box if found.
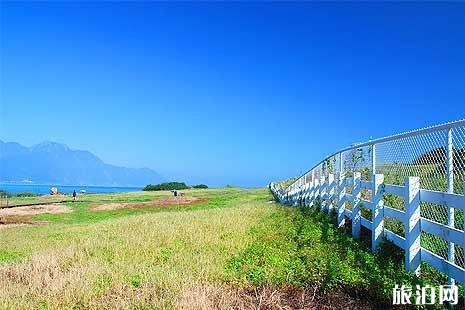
[143,182,189,191]
[192,184,208,189]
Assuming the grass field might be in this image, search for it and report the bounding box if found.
[0,188,460,309]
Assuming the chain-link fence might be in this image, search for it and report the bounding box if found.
[275,119,465,283]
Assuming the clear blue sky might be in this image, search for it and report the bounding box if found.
[1,2,464,187]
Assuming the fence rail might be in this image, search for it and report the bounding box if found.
[269,119,465,287]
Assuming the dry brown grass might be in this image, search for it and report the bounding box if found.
[0,248,100,309]
[176,285,376,310]
[0,189,390,310]
[0,223,30,230]
[90,283,161,309]
[0,189,268,310]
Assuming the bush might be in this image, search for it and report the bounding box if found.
[15,192,36,197]
[192,184,208,189]
[143,182,189,191]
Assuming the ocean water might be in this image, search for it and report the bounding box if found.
[0,184,142,195]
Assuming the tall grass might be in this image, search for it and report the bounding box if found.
[1,188,461,309]
[0,189,269,309]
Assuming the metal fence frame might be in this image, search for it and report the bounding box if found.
[270,119,465,289]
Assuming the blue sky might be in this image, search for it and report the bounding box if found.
[1,2,464,187]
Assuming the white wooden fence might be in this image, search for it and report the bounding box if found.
[270,175,465,284]
[269,119,465,288]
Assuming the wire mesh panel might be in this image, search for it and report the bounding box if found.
[372,126,463,274]
[275,120,465,286]
[322,155,337,177]
[383,192,405,211]
[341,146,372,180]
[375,129,448,191]
[283,120,465,195]
[360,184,373,221]
[385,216,405,237]
[360,200,372,221]
[421,201,449,260]
[421,231,448,259]
[455,245,464,269]
[452,126,465,194]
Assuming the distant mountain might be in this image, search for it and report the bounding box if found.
[0,140,164,186]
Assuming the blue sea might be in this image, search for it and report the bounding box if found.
[0,184,142,195]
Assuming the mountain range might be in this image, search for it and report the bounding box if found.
[0,140,164,186]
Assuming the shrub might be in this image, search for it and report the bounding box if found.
[192,184,208,189]
[143,182,189,191]
[15,192,36,197]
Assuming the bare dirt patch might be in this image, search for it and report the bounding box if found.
[90,196,208,212]
[0,204,72,217]
[0,217,48,230]
[0,204,71,229]
[177,285,385,310]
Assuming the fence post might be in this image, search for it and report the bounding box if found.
[319,176,326,210]
[302,183,307,206]
[306,182,311,206]
[291,185,295,206]
[286,188,290,205]
[309,178,315,206]
[371,173,384,252]
[339,152,343,177]
[327,174,335,213]
[462,182,465,308]
[371,144,376,178]
[405,176,421,275]
[296,184,300,206]
[314,176,320,208]
[338,170,346,227]
[289,186,293,206]
[304,181,309,206]
[446,128,455,285]
[310,170,315,207]
[294,185,298,206]
[352,172,361,239]
[293,185,297,205]
[307,179,312,206]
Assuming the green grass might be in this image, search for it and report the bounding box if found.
[0,187,461,309]
[35,193,241,224]
[226,205,421,304]
[0,188,269,309]
[0,250,24,263]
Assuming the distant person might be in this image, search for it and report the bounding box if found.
[72,190,77,202]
